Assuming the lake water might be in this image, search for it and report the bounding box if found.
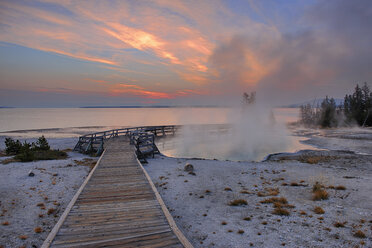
[0,107,317,161]
[0,107,299,133]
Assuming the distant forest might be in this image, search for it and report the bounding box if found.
[300,83,372,128]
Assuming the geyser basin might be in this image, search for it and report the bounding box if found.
[155,125,321,161]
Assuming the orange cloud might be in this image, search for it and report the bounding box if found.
[102,23,182,65]
[0,0,282,98]
[110,84,173,99]
[43,48,117,65]
[179,73,208,85]
[109,83,209,99]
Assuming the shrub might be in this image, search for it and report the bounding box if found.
[15,142,34,162]
[34,136,50,151]
[5,138,22,155]
[4,136,60,163]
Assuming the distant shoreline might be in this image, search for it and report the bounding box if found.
[80,105,227,108]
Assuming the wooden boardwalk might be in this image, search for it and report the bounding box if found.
[43,137,189,248]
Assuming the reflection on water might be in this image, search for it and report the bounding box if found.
[0,108,232,134]
[0,107,317,160]
[156,132,320,162]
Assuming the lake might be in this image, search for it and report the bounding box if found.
[0,107,298,133]
[0,107,317,161]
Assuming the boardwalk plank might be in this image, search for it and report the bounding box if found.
[48,137,185,248]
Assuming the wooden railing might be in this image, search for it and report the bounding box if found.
[73,125,179,160]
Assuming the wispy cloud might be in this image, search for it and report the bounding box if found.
[1,0,369,106]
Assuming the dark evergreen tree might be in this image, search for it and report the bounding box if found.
[318,96,337,128]
[344,83,372,126]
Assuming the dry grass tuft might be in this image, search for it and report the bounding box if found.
[19,235,28,240]
[221,221,227,225]
[2,221,9,226]
[272,208,290,216]
[34,227,43,233]
[299,211,307,215]
[354,230,366,238]
[74,158,97,170]
[261,221,268,225]
[243,217,251,221]
[228,199,248,206]
[298,155,335,164]
[312,182,328,201]
[224,187,232,191]
[257,188,279,197]
[37,202,45,207]
[312,182,324,192]
[47,208,56,215]
[260,197,288,204]
[237,230,244,234]
[240,190,252,194]
[205,190,211,193]
[313,206,325,214]
[312,189,329,201]
[335,185,346,190]
[333,222,345,228]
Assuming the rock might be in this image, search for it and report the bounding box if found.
[28,170,35,177]
[184,163,194,172]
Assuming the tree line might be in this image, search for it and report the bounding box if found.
[300,83,372,128]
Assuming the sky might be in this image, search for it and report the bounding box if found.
[0,0,371,107]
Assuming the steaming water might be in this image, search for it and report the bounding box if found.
[156,133,317,162]
[0,107,318,161]
[155,108,319,161]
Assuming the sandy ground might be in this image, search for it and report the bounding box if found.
[1,127,371,247]
[145,128,372,248]
[0,137,96,248]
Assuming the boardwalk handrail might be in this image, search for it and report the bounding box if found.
[74,125,179,158]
